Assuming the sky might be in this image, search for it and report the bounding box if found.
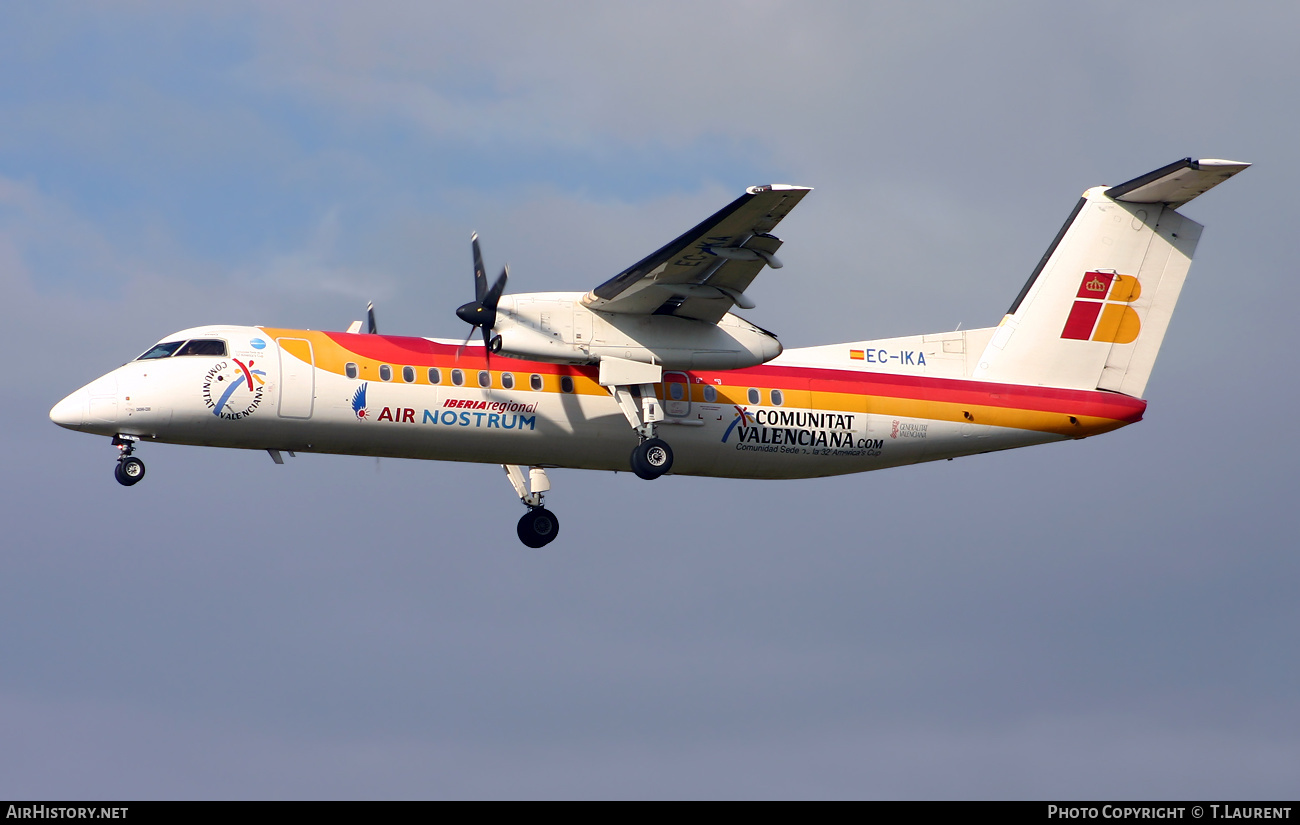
[3,1,1298,800]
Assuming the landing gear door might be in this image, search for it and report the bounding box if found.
[277,338,315,419]
[663,371,690,417]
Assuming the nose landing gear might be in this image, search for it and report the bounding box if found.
[112,435,145,487]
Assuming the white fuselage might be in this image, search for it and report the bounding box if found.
[50,324,1146,480]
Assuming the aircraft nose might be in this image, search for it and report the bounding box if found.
[50,388,89,430]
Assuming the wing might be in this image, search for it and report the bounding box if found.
[582,184,811,324]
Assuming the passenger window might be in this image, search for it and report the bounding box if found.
[703,385,717,403]
[175,339,228,357]
[345,362,359,379]
[747,388,760,405]
[478,370,491,388]
[428,368,441,384]
[560,376,575,394]
[136,341,183,360]
[669,383,685,401]
[771,389,784,406]
[502,373,515,390]
[380,364,393,381]
[402,366,415,383]
[530,374,543,391]
[451,369,464,386]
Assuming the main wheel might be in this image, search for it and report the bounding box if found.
[115,456,146,487]
[517,507,559,548]
[630,438,673,480]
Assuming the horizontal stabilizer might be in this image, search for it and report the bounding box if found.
[1105,158,1250,209]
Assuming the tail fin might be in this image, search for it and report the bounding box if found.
[973,158,1249,396]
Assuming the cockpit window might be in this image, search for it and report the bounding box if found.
[137,341,184,360]
[136,339,229,361]
[175,339,228,357]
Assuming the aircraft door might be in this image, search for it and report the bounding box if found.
[663,371,690,417]
[277,338,315,419]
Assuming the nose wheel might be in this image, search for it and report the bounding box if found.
[115,456,146,486]
[112,435,145,487]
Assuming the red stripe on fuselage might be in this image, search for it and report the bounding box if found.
[322,333,1146,423]
[732,363,1148,422]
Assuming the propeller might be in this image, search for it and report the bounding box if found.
[456,232,507,361]
[366,301,378,334]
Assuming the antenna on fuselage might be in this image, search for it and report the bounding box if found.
[345,301,379,335]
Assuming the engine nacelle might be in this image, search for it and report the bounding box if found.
[491,323,591,365]
[491,293,781,370]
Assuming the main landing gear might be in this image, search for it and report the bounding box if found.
[630,437,673,481]
[112,435,145,487]
[607,382,674,480]
[504,464,559,548]
[598,357,676,481]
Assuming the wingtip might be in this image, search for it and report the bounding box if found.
[1194,158,1251,169]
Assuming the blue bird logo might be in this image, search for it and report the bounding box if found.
[351,383,369,420]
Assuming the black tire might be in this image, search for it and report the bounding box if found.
[116,456,145,486]
[630,438,673,480]
[517,507,559,548]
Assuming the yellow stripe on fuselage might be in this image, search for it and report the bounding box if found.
[260,328,1134,438]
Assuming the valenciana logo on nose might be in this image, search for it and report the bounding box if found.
[201,359,267,420]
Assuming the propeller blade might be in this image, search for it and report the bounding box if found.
[472,232,487,303]
[366,301,378,334]
[483,265,508,311]
[456,326,475,361]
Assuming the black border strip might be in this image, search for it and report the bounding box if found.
[1007,196,1087,315]
[1104,157,1194,201]
[592,192,756,301]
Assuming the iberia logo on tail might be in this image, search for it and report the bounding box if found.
[1060,271,1142,344]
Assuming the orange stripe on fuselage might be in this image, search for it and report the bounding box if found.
[259,329,1146,437]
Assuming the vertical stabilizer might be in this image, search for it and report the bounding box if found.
[972,158,1248,396]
